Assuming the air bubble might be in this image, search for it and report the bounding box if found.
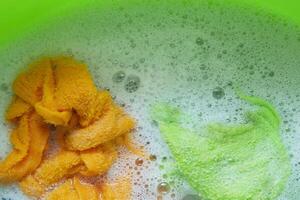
[139,58,146,63]
[195,37,205,45]
[169,43,176,48]
[125,75,141,93]
[212,87,225,99]
[112,71,126,83]
[238,43,244,48]
[130,43,136,48]
[269,71,275,77]
[157,182,170,194]
[135,158,144,166]
[149,154,157,161]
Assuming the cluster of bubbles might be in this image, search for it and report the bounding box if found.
[112,71,141,93]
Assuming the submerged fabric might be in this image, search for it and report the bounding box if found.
[0,113,49,183]
[151,94,291,200]
[1,56,143,199]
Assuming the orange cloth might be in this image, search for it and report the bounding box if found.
[0,113,49,183]
[5,97,32,121]
[20,151,81,197]
[45,177,99,200]
[65,104,135,151]
[1,57,136,199]
[79,142,118,176]
[46,179,79,200]
[101,176,132,200]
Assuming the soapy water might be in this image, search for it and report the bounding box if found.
[0,0,300,199]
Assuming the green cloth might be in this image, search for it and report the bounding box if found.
[151,94,291,200]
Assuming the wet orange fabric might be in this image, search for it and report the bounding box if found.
[20,151,81,197]
[65,104,135,151]
[79,143,118,176]
[0,114,30,174]
[34,58,72,125]
[73,177,99,200]
[5,97,32,121]
[55,128,118,177]
[34,63,72,126]
[13,57,110,127]
[19,175,44,197]
[45,177,99,200]
[28,151,80,185]
[46,179,78,200]
[2,57,138,199]
[13,59,52,105]
[101,177,132,200]
[0,113,49,183]
[53,57,108,127]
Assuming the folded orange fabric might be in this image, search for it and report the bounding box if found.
[0,57,138,199]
